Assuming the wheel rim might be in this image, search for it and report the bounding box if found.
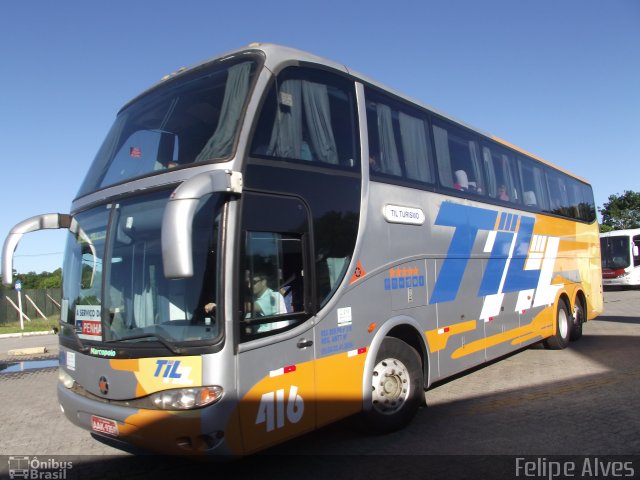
[559,307,569,339]
[371,357,411,415]
[574,303,583,324]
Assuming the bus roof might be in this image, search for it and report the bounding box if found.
[141,43,591,185]
[600,228,640,238]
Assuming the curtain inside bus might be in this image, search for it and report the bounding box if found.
[266,79,339,164]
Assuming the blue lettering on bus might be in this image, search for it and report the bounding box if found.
[319,326,354,355]
[478,230,514,295]
[502,216,539,293]
[154,359,182,379]
[383,274,425,291]
[320,342,354,356]
[430,202,497,304]
[429,202,544,304]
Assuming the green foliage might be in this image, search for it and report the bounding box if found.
[599,191,640,231]
[5,268,63,290]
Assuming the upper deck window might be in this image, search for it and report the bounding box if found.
[250,67,358,170]
[481,143,520,204]
[517,155,550,211]
[78,58,258,196]
[432,119,484,196]
[365,87,435,185]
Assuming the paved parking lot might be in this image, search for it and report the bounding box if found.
[1,289,638,478]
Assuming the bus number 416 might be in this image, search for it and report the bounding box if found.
[256,386,304,432]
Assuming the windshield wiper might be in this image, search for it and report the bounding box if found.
[106,333,185,355]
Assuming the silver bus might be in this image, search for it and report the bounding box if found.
[2,43,602,455]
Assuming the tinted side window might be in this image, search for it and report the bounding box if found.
[432,119,485,196]
[242,232,304,335]
[251,67,358,169]
[566,178,583,219]
[545,169,571,216]
[365,88,435,184]
[579,183,596,222]
[239,193,310,342]
[481,143,520,204]
[545,169,596,221]
[565,177,595,222]
[518,156,549,210]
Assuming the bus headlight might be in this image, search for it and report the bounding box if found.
[150,386,223,410]
[58,368,76,389]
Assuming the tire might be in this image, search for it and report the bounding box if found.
[544,300,571,350]
[570,297,584,341]
[359,337,423,433]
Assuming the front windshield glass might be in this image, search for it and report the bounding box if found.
[61,190,224,346]
[61,208,108,340]
[600,236,630,270]
[78,56,257,196]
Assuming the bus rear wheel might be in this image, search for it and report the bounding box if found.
[544,300,571,350]
[570,297,585,341]
[360,337,423,433]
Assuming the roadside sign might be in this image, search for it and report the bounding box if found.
[15,280,22,292]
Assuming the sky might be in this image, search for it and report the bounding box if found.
[1,0,638,275]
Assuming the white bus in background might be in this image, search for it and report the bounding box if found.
[600,229,640,288]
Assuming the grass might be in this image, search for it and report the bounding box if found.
[0,315,60,335]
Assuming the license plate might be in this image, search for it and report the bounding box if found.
[91,415,119,437]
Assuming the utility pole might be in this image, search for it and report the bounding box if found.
[15,280,24,331]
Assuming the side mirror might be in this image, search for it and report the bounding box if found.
[161,169,242,279]
[2,214,72,285]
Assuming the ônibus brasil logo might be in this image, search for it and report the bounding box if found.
[8,456,73,479]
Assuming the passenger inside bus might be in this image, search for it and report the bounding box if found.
[498,184,510,201]
[454,170,469,190]
[369,152,381,173]
[245,272,292,334]
[278,273,298,313]
[250,273,286,316]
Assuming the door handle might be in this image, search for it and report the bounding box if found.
[297,338,313,349]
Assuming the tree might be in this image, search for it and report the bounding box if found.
[13,269,62,289]
[41,268,62,289]
[599,190,640,232]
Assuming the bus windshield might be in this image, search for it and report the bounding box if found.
[77,57,257,196]
[600,236,631,270]
[61,190,224,346]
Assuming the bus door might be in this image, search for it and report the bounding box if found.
[235,192,315,454]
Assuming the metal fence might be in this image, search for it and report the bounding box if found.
[0,288,62,324]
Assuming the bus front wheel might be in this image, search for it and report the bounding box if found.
[544,300,571,350]
[360,337,423,433]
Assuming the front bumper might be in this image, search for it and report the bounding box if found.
[57,383,233,456]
